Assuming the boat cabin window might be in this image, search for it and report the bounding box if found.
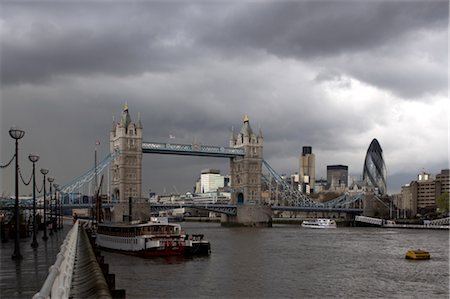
[98,224,181,237]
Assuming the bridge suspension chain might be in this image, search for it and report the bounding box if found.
[261,159,365,208]
[60,150,119,194]
[262,160,323,207]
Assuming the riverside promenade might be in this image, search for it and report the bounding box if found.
[0,224,70,298]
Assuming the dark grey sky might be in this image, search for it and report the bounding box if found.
[1,1,448,196]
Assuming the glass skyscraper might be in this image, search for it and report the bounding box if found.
[363,138,387,195]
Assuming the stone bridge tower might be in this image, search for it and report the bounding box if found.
[110,103,143,202]
[229,115,263,204]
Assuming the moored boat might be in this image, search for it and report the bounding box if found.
[96,217,211,257]
[301,218,337,229]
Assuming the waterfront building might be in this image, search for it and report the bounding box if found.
[409,172,435,216]
[326,165,348,191]
[299,146,315,194]
[400,169,449,217]
[435,169,450,198]
[363,138,387,195]
[110,103,143,202]
[200,169,225,193]
[229,114,263,204]
[399,184,415,218]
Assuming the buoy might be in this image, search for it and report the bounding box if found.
[405,249,430,260]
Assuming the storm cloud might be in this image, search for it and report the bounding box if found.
[1,1,448,196]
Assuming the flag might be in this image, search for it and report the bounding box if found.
[169,134,175,139]
[96,140,100,145]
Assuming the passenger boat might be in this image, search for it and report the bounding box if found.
[405,249,430,260]
[301,218,337,229]
[96,217,211,257]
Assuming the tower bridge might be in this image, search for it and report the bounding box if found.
[55,104,367,226]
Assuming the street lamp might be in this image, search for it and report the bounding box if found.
[40,168,49,241]
[29,153,40,248]
[47,177,54,236]
[58,188,63,230]
[53,183,59,232]
[9,126,25,260]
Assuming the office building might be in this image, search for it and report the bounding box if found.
[200,169,225,193]
[363,138,387,195]
[400,169,449,216]
[299,146,315,194]
[327,165,348,191]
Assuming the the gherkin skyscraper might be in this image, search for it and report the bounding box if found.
[363,139,387,195]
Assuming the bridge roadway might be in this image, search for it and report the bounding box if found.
[149,203,363,215]
[2,203,362,215]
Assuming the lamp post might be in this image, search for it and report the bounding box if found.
[41,169,49,241]
[47,177,54,236]
[29,153,40,248]
[53,183,59,232]
[9,126,25,260]
[58,188,63,230]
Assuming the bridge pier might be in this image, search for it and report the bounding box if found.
[221,205,272,227]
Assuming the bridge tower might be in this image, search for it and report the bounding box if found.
[110,103,143,202]
[229,114,263,204]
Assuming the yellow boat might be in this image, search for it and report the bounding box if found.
[405,249,431,260]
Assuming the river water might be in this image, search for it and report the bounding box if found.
[102,222,449,298]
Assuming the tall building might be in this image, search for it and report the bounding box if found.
[410,172,435,213]
[200,169,225,193]
[435,169,450,197]
[400,169,449,216]
[110,103,143,202]
[229,114,263,204]
[363,138,387,195]
[326,165,348,190]
[400,184,415,218]
[299,146,315,194]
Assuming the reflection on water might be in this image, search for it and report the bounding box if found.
[103,223,449,298]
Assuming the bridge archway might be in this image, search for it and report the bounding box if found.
[237,193,244,204]
[112,188,120,203]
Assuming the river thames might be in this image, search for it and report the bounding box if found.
[102,222,449,298]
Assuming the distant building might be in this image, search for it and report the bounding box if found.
[435,169,450,198]
[363,138,387,195]
[327,165,348,191]
[314,178,328,193]
[399,184,415,218]
[400,169,449,217]
[299,146,315,194]
[200,169,225,193]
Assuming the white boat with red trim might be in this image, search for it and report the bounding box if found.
[96,217,210,257]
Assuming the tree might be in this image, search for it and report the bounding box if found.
[436,192,449,214]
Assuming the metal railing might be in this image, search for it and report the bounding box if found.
[33,221,79,299]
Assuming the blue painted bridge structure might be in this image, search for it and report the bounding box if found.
[149,203,364,216]
[142,142,245,158]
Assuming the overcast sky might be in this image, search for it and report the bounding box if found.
[1,0,448,197]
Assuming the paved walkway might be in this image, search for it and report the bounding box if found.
[0,224,70,298]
